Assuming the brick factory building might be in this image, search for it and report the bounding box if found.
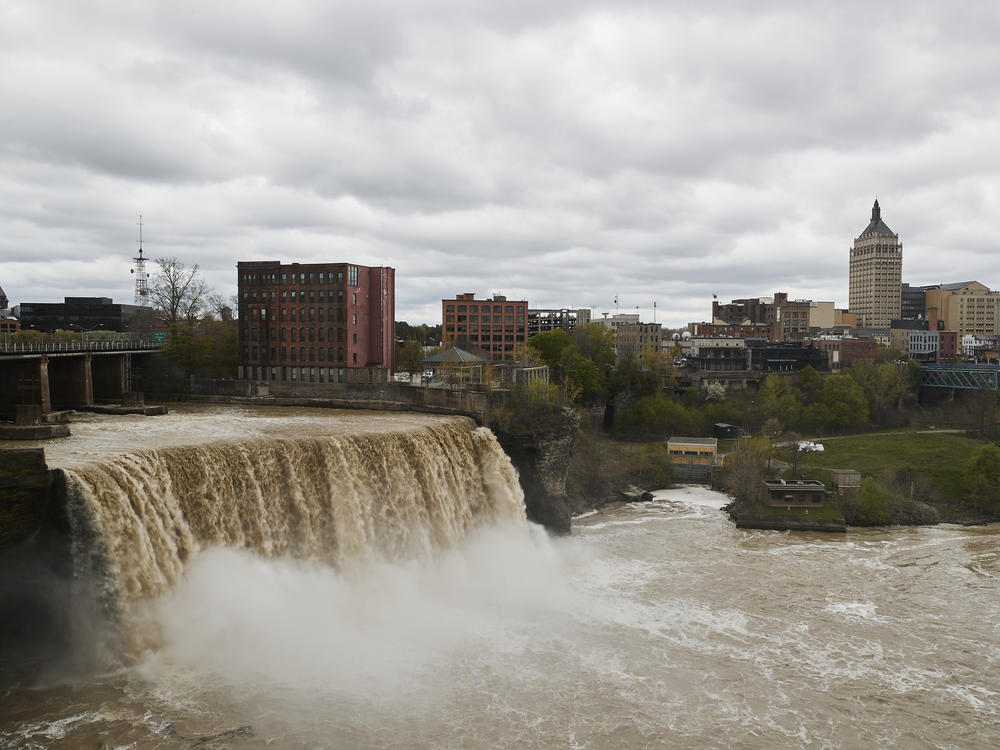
[442,293,528,361]
[237,261,395,384]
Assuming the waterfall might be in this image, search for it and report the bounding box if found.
[61,421,525,648]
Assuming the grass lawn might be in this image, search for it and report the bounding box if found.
[798,431,985,501]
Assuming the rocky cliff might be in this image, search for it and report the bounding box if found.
[494,429,576,535]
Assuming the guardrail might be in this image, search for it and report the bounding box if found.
[0,340,166,355]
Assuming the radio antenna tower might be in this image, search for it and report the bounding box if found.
[131,214,150,305]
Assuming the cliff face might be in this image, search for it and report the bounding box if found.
[495,429,576,535]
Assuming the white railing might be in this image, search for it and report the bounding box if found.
[0,340,166,355]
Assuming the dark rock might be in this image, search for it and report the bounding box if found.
[495,429,575,535]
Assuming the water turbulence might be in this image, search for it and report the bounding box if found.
[61,421,525,658]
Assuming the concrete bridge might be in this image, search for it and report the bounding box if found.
[0,341,163,419]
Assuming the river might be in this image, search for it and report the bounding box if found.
[1,408,998,748]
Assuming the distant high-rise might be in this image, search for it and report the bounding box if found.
[849,200,902,328]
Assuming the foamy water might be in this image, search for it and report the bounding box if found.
[2,413,999,749]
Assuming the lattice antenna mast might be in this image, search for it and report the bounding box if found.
[131,214,150,306]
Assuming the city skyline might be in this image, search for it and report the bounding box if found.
[2,2,1000,326]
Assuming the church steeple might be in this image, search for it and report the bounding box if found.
[871,199,880,222]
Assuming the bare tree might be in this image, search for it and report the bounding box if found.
[150,257,210,327]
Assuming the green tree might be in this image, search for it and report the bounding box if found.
[562,349,603,404]
[797,365,823,403]
[614,395,695,440]
[528,328,573,367]
[855,477,891,524]
[396,340,425,373]
[571,323,616,368]
[758,375,805,428]
[492,380,579,436]
[807,374,869,431]
[848,360,911,426]
[720,436,770,505]
[962,443,1000,515]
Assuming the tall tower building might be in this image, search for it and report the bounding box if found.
[849,199,902,328]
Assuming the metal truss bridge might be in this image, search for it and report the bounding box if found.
[920,363,1000,391]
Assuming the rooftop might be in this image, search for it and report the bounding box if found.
[857,199,897,238]
[667,437,718,446]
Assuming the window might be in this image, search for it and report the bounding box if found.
[348,266,358,286]
[353,333,358,344]
[352,314,357,325]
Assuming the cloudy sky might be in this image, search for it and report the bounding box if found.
[2,1,999,327]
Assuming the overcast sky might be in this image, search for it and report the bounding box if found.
[2,1,999,327]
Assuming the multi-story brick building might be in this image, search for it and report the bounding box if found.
[442,293,528,361]
[807,337,878,372]
[849,200,902,328]
[237,261,395,383]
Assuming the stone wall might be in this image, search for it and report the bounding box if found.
[0,449,57,551]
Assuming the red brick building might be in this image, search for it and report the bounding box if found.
[807,337,878,372]
[938,330,959,363]
[442,293,528,361]
[237,261,395,384]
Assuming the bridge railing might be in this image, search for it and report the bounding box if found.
[0,340,166,355]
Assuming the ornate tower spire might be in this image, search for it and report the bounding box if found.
[872,199,881,222]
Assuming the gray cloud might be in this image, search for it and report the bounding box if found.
[1,1,1000,328]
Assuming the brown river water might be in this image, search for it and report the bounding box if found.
[1,406,998,749]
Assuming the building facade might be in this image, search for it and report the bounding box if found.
[16,297,142,333]
[807,337,878,372]
[527,307,591,337]
[688,322,774,340]
[924,281,1000,337]
[615,323,662,360]
[442,293,528,361]
[900,283,931,320]
[849,200,902,328]
[237,261,395,383]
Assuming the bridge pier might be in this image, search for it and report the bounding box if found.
[92,354,127,403]
[47,354,93,410]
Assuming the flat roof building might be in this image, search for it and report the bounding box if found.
[442,293,528,361]
[237,260,395,384]
[16,297,143,333]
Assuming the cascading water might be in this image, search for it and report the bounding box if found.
[4,408,999,749]
[58,419,525,657]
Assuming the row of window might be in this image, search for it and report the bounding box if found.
[244,346,358,365]
[445,325,525,334]
[244,365,364,382]
[240,267,358,286]
[244,290,358,305]
[248,308,358,324]
[445,304,525,315]
[248,326,355,344]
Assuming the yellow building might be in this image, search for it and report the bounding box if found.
[925,281,1000,337]
[849,200,902,328]
[667,437,718,466]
